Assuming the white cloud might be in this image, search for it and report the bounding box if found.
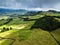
[24,8,56,11]
[25,8,42,11]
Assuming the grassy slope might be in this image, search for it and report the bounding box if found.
[0,26,58,45]
[51,28,60,42]
[0,39,13,45]
[0,12,60,45]
[11,29,58,45]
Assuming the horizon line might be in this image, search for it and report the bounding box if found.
[0,7,60,11]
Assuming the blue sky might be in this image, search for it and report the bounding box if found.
[0,0,60,11]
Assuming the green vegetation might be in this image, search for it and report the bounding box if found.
[0,39,14,45]
[0,11,60,45]
[31,16,60,31]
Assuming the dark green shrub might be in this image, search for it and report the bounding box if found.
[31,16,60,31]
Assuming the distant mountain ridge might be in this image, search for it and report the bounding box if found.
[0,8,40,16]
[0,8,27,13]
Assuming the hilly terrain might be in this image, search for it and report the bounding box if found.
[0,10,60,45]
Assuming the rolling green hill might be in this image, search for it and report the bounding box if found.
[0,11,60,45]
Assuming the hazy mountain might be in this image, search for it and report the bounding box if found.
[0,8,28,15]
[0,8,40,16]
[0,8,27,13]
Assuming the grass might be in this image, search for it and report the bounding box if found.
[0,19,7,25]
[26,29,58,45]
[6,17,23,25]
[0,39,13,45]
[0,29,18,37]
[0,12,60,45]
[51,28,60,43]
[4,29,58,45]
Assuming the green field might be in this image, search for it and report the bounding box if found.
[0,12,60,45]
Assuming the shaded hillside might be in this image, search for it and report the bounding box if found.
[31,16,60,31]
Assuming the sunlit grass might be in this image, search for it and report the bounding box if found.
[0,39,13,45]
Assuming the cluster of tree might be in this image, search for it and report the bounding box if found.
[1,27,12,32]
